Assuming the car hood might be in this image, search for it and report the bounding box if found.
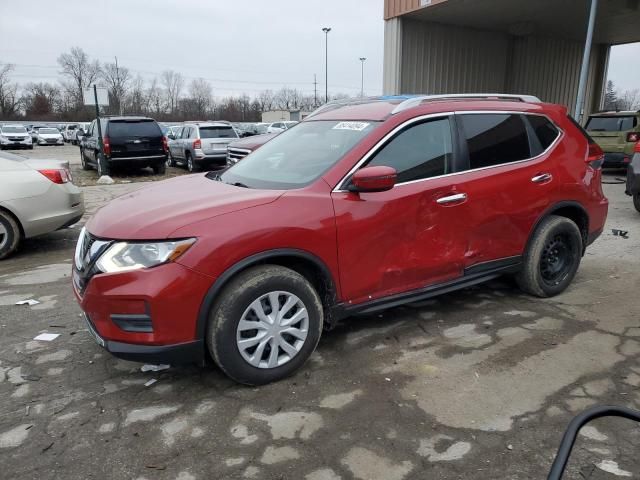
[2,132,29,137]
[228,133,278,150]
[86,173,284,240]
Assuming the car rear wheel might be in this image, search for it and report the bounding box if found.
[97,154,110,177]
[634,193,640,213]
[166,151,175,167]
[186,153,197,172]
[0,211,21,260]
[80,148,91,170]
[152,162,166,175]
[516,215,583,298]
[207,265,323,385]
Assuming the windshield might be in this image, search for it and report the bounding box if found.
[586,116,637,132]
[220,120,378,189]
[200,126,238,139]
[1,126,27,134]
[39,128,59,134]
[255,124,268,134]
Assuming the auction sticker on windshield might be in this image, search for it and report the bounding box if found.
[333,122,370,131]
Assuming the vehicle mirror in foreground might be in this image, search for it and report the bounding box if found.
[348,166,397,193]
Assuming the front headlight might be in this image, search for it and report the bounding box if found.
[96,238,196,273]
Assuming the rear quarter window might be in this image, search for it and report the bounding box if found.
[585,116,637,132]
[108,120,161,138]
[527,115,560,153]
[200,126,238,139]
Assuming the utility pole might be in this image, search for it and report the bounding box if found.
[313,74,318,107]
[114,56,123,115]
[359,57,367,97]
[322,27,331,104]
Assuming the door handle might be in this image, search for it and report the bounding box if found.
[531,173,553,184]
[436,193,467,205]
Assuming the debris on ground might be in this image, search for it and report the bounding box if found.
[144,379,158,387]
[140,364,170,372]
[15,299,40,306]
[33,333,60,342]
[96,175,115,185]
[612,229,629,239]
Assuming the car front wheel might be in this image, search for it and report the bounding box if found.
[80,148,91,170]
[516,215,583,298]
[207,265,323,385]
[0,211,22,260]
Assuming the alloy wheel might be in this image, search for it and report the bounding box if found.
[0,222,7,250]
[236,291,309,369]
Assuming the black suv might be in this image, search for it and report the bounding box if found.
[79,116,168,176]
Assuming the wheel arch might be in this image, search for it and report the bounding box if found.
[526,201,589,255]
[0,204,25,238]
[195,249,339,341]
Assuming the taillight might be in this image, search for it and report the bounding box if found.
[102,136,111,156]
[635,141,640,153]
[193,138,201,150]
[39,169,70,184]
[626,132,640,143]
[162,136,168,153]
[587,141,604,169]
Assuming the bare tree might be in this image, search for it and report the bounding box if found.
[274,87,303,111]
[102,61,130,115]
[188,78,213,118]
[0,63,20,118]
[126,74,146,115]
[146,78,164,116]
[161,70,183,114]
[21,82,61,118]
[256,89,275,112]
[57,47,101,107]
[617,89,640,111]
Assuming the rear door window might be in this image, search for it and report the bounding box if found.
[585,116,637,131]
[108,120,161,138]
[200,126,238,139]
[459,114,531,169]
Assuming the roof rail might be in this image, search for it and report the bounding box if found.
[391,93,542,115]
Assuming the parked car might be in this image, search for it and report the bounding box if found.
[36,127,65,146]
[266,121,298,134]
[585,111,640,168]
[29,125,44,143]
[72,94,608,385]
[79,116,168,176]
[71,122,90,145]
[226,133,277,165]
[626,141,640,213]
[0,125,33,149]
[167,122,238,172]
[62,124,79,143]
[0,150,84,259]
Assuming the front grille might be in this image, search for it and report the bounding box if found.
[227,147,251,163]
[74,229,112,294]
[8,137,25,141]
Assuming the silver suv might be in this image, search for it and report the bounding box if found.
[167,122,238,172]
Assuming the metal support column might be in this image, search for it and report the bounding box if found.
[574,0,598,122]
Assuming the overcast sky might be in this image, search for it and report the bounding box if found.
[0,0,638,98]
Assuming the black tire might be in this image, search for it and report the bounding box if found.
[186,153,197,172]
[97,154,110,177]
[80,148,91,170]
[207,265,323,385]
[28,145,33,150]
[0,210,22,260]
[166,151,175,167]
[634,193,640,214]
[516,215,583,298]
[152,161,166,175]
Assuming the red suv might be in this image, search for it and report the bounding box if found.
[73,94,608,385]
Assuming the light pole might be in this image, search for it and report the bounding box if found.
[359,57,366,97]
[322,27,331,103]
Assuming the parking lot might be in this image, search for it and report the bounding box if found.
[0,142,637,479]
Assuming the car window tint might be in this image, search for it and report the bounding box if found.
[200,126,238,139]
[527,115,560,152]
[460,114,530,169]
[585,116,637,132]
[366,117,452,183]
[108,120,161,137]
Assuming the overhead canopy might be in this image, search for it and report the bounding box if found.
[400,0,640,45]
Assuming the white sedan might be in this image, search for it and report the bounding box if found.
[266,121,298,134]
[36,127,64,146]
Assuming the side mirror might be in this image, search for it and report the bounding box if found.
[349,166,397,193]
[168,133,176,140]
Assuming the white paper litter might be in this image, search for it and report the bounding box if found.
[144,379,158,387]
[16,299,40,306]
[34,333,60,341]
[141,364,170,372]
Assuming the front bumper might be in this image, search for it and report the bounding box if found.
[1,139,32,148]
[73,260,214,364]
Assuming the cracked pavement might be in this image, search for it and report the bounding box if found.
[0,152,639,480]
